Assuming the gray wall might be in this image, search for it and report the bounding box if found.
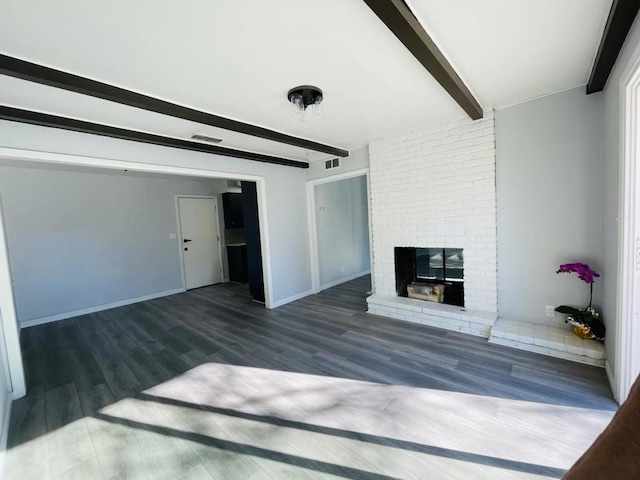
[0,165,230,324]
[0,120,312,307]
[307,146,369,181]
[602,16,640,382]
[315,175,370,288]
[496,87,604,326]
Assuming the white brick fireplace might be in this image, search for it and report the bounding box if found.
[366,110,498,337]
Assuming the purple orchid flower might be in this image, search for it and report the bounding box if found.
[556,263,600,308]
[556,263,600,284]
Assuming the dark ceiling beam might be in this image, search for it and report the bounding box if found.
[0,105,309,168]
[363,0,483,120]
[0,54,348,158]
[587,0,640,94]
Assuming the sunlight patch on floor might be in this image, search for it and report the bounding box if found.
[98,396,553,479]
[89,362,613,479]
[5,363,613,479]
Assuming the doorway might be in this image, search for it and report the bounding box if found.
[307,168,372,293]
[0,149,277,400]
[177,196,223,290]
[618,60,640,403]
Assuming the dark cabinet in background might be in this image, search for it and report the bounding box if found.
[220,185,264,303]
[227,244,248,283]
[222,193,244,229]
[241,181,265,303]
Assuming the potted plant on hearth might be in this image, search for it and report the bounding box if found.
[555,263,605,341]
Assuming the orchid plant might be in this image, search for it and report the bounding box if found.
[555,263,605,341]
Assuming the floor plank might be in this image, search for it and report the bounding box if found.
[6,275,616,479]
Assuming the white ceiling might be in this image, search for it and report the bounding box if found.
[406,0,612,108]
[0,0,612,163]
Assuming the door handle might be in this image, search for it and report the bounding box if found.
[183,239,192,243]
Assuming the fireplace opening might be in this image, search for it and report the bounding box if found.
[395,247,464,307]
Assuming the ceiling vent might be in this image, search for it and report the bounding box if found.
[325,158,340,170]
[191,134,223,144]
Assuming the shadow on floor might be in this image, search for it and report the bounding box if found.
[6,275,614,479]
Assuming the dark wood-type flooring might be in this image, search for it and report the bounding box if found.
[6,276,616,479]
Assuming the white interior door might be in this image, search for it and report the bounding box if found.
[178,197,222,290]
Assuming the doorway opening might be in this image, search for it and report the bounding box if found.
[617,52,640,403]
[0,149,274,399]
[176,180,266,303]
[213,180,265,303]
[307,169,372,294]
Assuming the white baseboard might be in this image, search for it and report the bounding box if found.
[319,270,371,292]
[20,288,186,329]
[0,391,12,479]
[605,360,619,404]
[270,289,315,309]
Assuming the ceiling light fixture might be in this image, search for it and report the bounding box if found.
[287,85,323,122]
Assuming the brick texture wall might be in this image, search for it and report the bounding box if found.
[368,110,498,321]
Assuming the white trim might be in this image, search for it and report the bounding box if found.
[605,360,617,403]
[0,146,274,311]
[270,289,314,308]
[0,392,12,477]
[21,288,186,329]
[0,147,264,182]
[366,168,375,295]
[0,192,24,399]
[319,270,371,291]
[175,195,224,290]
[306,182,320,293]
[255,179,274,310]
[0,321,11,406]
[306,168,371,294]
[176,198,188,291]
[306,167,371,187]
[0,298,15,405]
[616,45,640,403]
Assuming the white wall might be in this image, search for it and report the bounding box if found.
[315,175,370,288]
[0,120,313,307]
[306,146,369,181]
[367,110,498,336]
[0,165,230,325]
[602,16,640,384]
[495,87,605,326]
